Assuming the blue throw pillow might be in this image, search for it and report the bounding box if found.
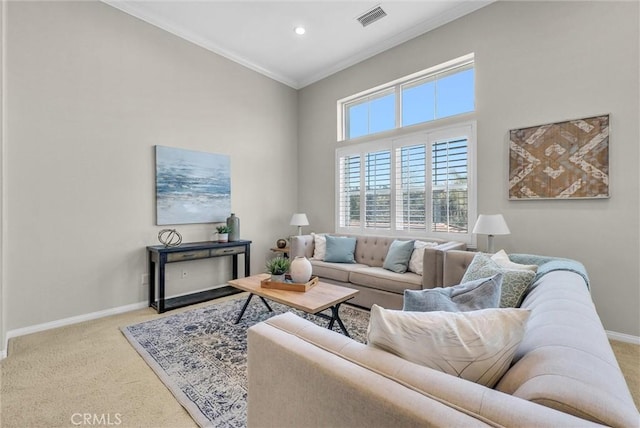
[324,235,357,263]
[403,274,503,312]
[382,240,415,273]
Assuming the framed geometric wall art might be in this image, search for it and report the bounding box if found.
[508,114,609,200]
[155,145,231,225]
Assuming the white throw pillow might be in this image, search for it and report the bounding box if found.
[311,233,326,260]
[408,241,438,275]
[492,249,538,272]
[367,305,530,387]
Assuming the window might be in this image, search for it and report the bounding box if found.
[336,124,476,244]
[401,64,474,127]
[339,54,474,141]
[346,90,395,139]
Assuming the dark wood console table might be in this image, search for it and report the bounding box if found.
[147,240,251,313]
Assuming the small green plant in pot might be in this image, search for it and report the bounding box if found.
[216,225,232,243]
[265,256,290,282]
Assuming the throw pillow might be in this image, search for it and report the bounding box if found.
[367,304,531,388]
[324,235,357,263]
[382,240,415,273]
[408,240,439,275]
[311,233,326,260]
[403,274,502,312]
[492,249,537,272]
[461,253,536,308]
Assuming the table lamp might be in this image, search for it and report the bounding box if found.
[290,213,309,236]
[472,214,510,253]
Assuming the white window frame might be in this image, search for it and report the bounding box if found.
[335,122,477,246]
[337,53,474,142]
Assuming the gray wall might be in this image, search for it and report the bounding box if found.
[2,0,298,342]
[298,1,640,336]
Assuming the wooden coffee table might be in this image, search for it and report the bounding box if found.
[228,274,359,337]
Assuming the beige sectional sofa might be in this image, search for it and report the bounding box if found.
[289,234,465,309]
[247,249,639,427]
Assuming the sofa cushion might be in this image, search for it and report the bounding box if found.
[382,240,415,273]
[403,274,502,312]
[409,240,439,275]
[461,253,535,308]
[324,235,357,263]
[310,260,369,283]
[367,305,530,387]
[349,267,422,294]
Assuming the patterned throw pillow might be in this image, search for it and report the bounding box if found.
[403,274,502,312]
[367,305,531,387]
[461,253,535,308]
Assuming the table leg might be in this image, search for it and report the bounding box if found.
[331,304,350,337]
[316,303,350,337]
[234,293,273,324]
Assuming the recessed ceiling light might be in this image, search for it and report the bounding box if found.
[294,26,306,35]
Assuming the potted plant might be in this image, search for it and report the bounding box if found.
[265,256,290,283]
[216,225,232,243]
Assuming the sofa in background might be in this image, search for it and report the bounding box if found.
[289,234,465,309]
[247,250,639,427]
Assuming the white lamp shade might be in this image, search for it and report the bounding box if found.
[289,213,309,226]
[472,214,510,236]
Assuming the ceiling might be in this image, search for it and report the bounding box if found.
[102,1,493,89]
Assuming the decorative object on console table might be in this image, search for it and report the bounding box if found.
[290,256,312,283]
[472,214,510,253]
[276,238,287,249]
[289,213,309,236]
[508,114,609,200]
[157,229,182,247]
[226,213,240,241]
[216,225,232,243]
[265,256,290,283]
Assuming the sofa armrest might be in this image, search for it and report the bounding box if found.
[422,241,466,289]
[289,234,314,258]
[442,249,476,286]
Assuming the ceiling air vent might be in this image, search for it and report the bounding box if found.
[357,5,387,27]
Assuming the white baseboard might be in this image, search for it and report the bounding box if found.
[0,284,233,359]
[606,330,640,345]
[2,300,148,359]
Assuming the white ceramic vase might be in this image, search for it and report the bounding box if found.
[290,256,312,283]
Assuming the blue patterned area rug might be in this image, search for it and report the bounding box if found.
[121,295,370,428]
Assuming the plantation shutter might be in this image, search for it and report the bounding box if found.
[395,144,427,231]
[338,155,361,228]
[365,150,391,229]
[431,138,469,233]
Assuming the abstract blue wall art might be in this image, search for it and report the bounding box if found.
[155,146,231,225]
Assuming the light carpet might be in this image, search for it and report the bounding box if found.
[121,296,370,428]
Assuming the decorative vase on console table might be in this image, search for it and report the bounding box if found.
[290,256,312,283]
[227,213,240,241]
